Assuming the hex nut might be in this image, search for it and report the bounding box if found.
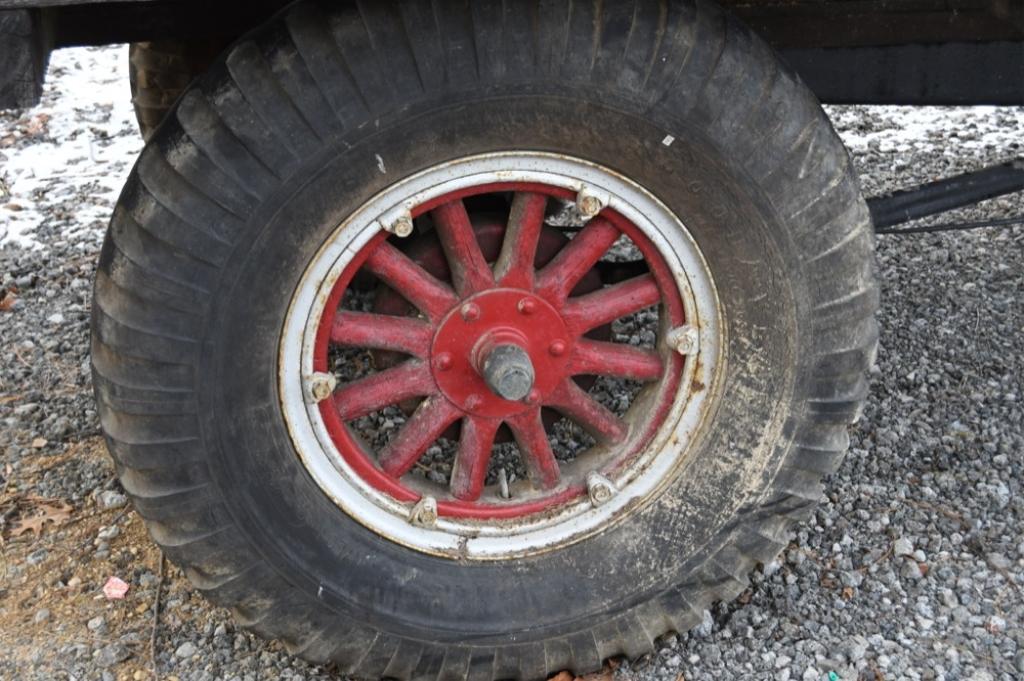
[308,372,337,402]
[586,471,616,506]
[390,215,414,237]
[409,496,438,527]
[667,325,699,355]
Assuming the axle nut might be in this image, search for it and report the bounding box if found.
[480,345,535,402]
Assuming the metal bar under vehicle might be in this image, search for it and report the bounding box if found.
[867,158,1024,230]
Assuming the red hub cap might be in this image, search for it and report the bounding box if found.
[431,289,569,418]
[313,183,686,519]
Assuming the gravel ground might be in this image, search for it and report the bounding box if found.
[1,46,1022,681]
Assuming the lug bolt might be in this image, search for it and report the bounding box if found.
[578,195,602,217]
[308,372,337,403]
[434,352,453,371]
[408,496,438,527]
[666,325,699,355]
[517,298,537,315]
[576,187,608,218]
[460,303,481,321]
[523,389,540,405]
[389,215,414,238]
[548,339,566,357]
[586,471,617,506]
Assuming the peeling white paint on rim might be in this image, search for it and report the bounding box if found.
[279,152,723,560]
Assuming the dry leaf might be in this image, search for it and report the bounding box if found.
[841,586,855,600]
[25,113,50,136]
[10,499,73,538]
[0,290,15,312]
[31,437,47,449]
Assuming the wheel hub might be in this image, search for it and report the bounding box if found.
[432,289,570,417]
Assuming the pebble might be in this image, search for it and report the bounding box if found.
[96,525,120,541]
[176,642,198,659]
[894,537,914,557]
[96,490,128,510]
[95,643,131,667]
[26,549,48,566]
[695,610,714,637]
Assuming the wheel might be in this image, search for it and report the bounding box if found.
[92,0,878,678]
[128,41,220,139]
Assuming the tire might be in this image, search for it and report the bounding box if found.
[93,1,878,679]
[128,41,221,139]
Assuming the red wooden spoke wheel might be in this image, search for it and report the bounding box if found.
[315,181,685,516]
[282,153,720,559]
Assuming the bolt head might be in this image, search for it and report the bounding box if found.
[460,303,481,321]
[409,496,438,527]
[308,372,337,402]
[578,195,601,217]
[548,339,566,357]
[576,188,608,218]
[517,298,537,315]
[524,389,541,405]
[391,215,414,238]
[434,352,453,371]
[667,325,699,355]
[586,471,616,506]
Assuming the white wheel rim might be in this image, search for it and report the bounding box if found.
[279,152,723,560]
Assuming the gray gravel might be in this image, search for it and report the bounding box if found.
[1,46,1022,681]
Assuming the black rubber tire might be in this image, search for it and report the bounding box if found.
[128,41,221,139]
[93,1,879,678]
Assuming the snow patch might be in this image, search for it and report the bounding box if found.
[1,46,141,250]
[827,105,1024,155]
